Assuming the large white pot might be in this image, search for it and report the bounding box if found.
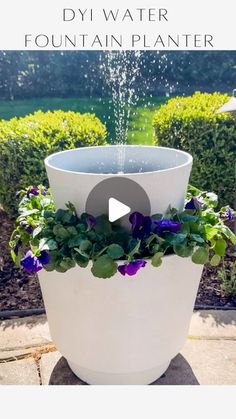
[44,145,192,216]
[39,256,202,385]
[41,144,197,384]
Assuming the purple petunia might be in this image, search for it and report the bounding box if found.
[26,187,39,199]
[25,226,33,234]
[129,212,152,240]
[86,214,96,229]
[185,197,204,210]
[118,259,147,276]
[226,207,234,221]
[13,239,22,256]
[153,219,181,236]
[38,250,50,265]
[20,250,50,274]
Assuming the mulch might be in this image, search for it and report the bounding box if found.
[0,208,235,312]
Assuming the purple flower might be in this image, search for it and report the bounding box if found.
[86,214,96,229]
[20,250,50,274]
[226,207,234,221]
[25,226,33,234]
[129,212,152,239]
[118,260,147,276]
[38,250,50,265]
[153,219,181,236]
[26,187,39,199]
[20,250,43,273]
[13,239,22,256]
[185,197,204,210]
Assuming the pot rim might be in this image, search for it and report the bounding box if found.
[44,145,193,177]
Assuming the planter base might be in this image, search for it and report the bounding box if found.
[67,360,170,385]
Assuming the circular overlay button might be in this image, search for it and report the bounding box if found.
[86,177,151,227]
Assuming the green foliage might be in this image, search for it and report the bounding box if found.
[218,259,236,296]
[0,110,107,215]
[91,255,117,279]
[153,92,236,206]
[9,184,236,279]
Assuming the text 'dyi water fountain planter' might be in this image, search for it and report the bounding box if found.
[38,145,203,384]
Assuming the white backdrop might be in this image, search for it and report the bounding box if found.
[0,0,235,50]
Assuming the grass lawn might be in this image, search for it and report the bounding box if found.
[0,97,166,145]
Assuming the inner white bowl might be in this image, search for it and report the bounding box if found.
[45,145,192,175]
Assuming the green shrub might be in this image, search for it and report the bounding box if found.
[153,92,236,207]
[0,110,107,215]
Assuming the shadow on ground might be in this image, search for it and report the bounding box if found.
[49,354,199,385]
[194,309,236,328]
[0,314,47,331]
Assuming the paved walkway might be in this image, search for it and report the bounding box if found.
[0,310,236,385]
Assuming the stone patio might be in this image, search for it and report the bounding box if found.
[0,310,236,385]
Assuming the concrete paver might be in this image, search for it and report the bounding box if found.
[0,358,40,385]
[40,339,236,385]
[39,351,61,385]
[0,315,51,351]
[0,310,236,385]
[156,339,236,385]
[189,310,236,338]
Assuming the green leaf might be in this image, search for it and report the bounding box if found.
[94,215,112,235]
[39,238,57,251]
[174,244,193,257]
[74,240,93,258]
[20,208,39,216]
[222,226,236,245]
[190,234,205,244]
[68,235,84,248]
[55,264,68,273]
[151,252,164,267]
[165,233,187,245]
[10,249,16,263]
[55,209,73,224]
[152,243,160,253]
[192,247,209,264]
[127,239,141,258]
[210,254,221,266]
[80,240,92,252]
[59,258,76,271]
[73,252,89,268]
[53,225,70,239]
[205,192,218,208]
[91,255,117,278]
[203,225,219,240]
[213,238,227,256]
[180,223,190,234]
[180,214,198,222]
[67,226,78,236]
[32,226,42,238]
[107,244,124,259]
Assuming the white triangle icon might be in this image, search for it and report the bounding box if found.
[108,198,131,223]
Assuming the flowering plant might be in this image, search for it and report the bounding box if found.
[10,185,235,279]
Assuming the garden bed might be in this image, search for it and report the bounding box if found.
[0,208,235,311]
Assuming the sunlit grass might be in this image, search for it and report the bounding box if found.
[0,96,167,145]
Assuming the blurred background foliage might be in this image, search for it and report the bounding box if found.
[0,51,236,101]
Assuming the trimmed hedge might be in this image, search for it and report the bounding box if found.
[0,110,107,215]
[153,92,236,207]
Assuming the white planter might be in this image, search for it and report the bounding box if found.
[45,145,192,216]
[38,256,202,385]
[41,144,198,384]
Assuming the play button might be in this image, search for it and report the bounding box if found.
[108,198,131,222]
[85,177,151,228]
